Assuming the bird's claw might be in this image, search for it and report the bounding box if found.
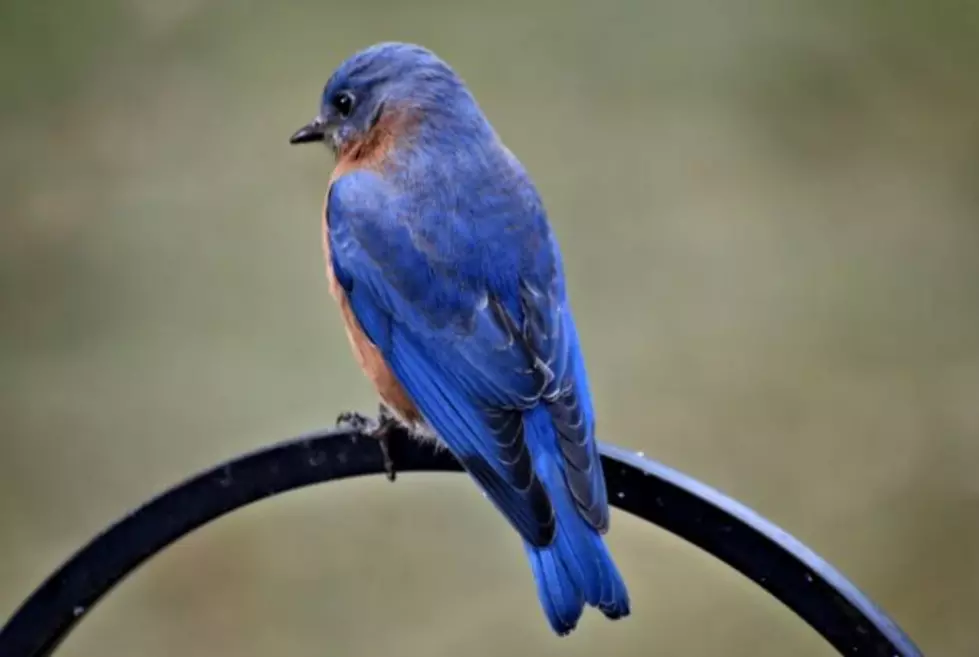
[335,407,398,482]
[335,410,380,434]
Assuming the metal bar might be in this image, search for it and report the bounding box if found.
[0,427,922,656]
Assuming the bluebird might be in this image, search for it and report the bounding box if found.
[289,42,630,635]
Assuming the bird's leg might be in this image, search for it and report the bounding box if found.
[375,403,403,481]
[335,403,400,482]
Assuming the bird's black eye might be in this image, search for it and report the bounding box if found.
[331,91,355,117]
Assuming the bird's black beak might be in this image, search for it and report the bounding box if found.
[289,117,326,145]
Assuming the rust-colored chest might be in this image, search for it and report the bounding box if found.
[321,185,419,423]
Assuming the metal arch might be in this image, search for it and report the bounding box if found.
[0,426,922,657]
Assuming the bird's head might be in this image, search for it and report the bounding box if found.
[289,42,475,157]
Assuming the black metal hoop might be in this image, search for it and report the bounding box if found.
[0,426,922,657]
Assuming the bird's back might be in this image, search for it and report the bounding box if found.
[384,123,560,302]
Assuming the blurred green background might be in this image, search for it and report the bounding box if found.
[2,1,978,655]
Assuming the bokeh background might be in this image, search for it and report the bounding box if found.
[3,1,978,655]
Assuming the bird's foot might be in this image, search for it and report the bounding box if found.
[335,406,398,482]
[335,410,380,434]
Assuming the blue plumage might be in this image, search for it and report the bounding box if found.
[293,42,630,635]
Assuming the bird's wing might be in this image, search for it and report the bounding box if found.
[326,171,608,544]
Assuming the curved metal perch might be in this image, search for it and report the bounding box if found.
[0,426,922,656]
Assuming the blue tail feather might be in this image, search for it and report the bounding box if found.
[523,409,630,635]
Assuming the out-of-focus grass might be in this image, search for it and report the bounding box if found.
[2,1,977,656]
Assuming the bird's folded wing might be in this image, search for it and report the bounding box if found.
[326,171,608,542]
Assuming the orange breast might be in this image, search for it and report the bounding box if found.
[320,191,420,424]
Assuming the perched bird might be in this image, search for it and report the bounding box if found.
[290,42,630,635]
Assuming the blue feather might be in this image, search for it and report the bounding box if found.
[522,407,630,633]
